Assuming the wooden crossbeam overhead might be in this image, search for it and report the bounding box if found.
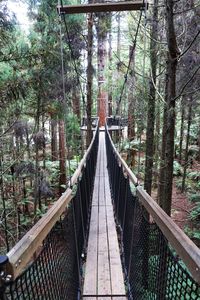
[57,1,146,14]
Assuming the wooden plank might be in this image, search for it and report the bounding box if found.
[83,206,98,296]
[58,1,146,14]
[98,205,111,299]
[137,187,200,284]
[106,206,126,299]
[84,131,126,299]
[7,189,72,279]
[92,176,100,206]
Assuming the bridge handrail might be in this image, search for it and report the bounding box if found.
[105,122,200,284]
[5,120,99,280]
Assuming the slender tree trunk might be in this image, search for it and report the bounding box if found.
[59,119,66,195]
[51,118,58,161]
[127,45,136,141]
[72,86,81,121]
[34,95,41,214]
[25,124,31,160]
[182,97,192,192]
[157,69,169,203]
[96,12,108,126]
[117,13,121,63]
[158,0,179,215]
[144,0,158,195]
[86,12,93,148]
[108,13,112,116]
[42,111,46,169]
[179,98,185,163]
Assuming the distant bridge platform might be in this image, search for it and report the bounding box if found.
[81,125,124,131]
[83,132,126,299]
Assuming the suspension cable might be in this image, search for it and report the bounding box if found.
[115,1,144,116]
[59,0,86,115]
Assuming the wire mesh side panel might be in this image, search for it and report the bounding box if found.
[3,129,99,300]
[105,130,200,300]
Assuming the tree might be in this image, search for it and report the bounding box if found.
[86,11,94,147]
[144,0,158,195]
[158,0,179,215]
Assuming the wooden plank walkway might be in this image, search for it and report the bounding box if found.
[83,131,126,300]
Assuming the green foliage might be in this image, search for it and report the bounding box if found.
[173,160,183,176]
[189,205,200,221]
[188,193,200,202]
[184,225,200,241]
[65,112,81,151]
[35,204,48,218]
[187,171,200,181]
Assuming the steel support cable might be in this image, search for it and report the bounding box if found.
[115,1,144,116]
[59,0,86,115]
[58,5,84,296]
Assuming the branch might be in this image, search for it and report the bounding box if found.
[0,119,19,138]
[174,65,200,101]
[179,30,200,60]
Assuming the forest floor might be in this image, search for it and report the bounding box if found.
[151,184,193,231]
[171,183,194,231]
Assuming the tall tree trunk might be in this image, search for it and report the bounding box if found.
[59,119,66,195]
[86,12,93,148]
[117,12,121,63]
[144,0,158,195]
[96,12,108,126]
[72,86,81,121]
[179,97,185,163]
[115,13,121,116]
[158,0,179,215]
[127,45,136,141]
[34,95,41,214]
[42,110,46,169]
[157,69,169,203]
[51,118,58,161]
[108,13,112,116]
[181,97,192,192]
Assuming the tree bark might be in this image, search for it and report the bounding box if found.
[144,0,158,195]
[51,118,58,161]
[96,12,108,126]
[158,0,179,215]
[72,86,81,121]
[127,45,136,141]
[86,12,93,148]
[181,97,192,192]
[108,13,112,116]
[179,98,185,163]
[58,119,66,195]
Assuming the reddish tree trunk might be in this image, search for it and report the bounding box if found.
[51,119,58,161]
[86,12,93,147]
[72,86,81,121]
[58,119,66,195]
[96,12,108,126]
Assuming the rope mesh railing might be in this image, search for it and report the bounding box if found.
[0,127,99,300]
[105,128,200,300]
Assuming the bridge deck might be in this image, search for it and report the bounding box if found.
[83,132,126,300]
